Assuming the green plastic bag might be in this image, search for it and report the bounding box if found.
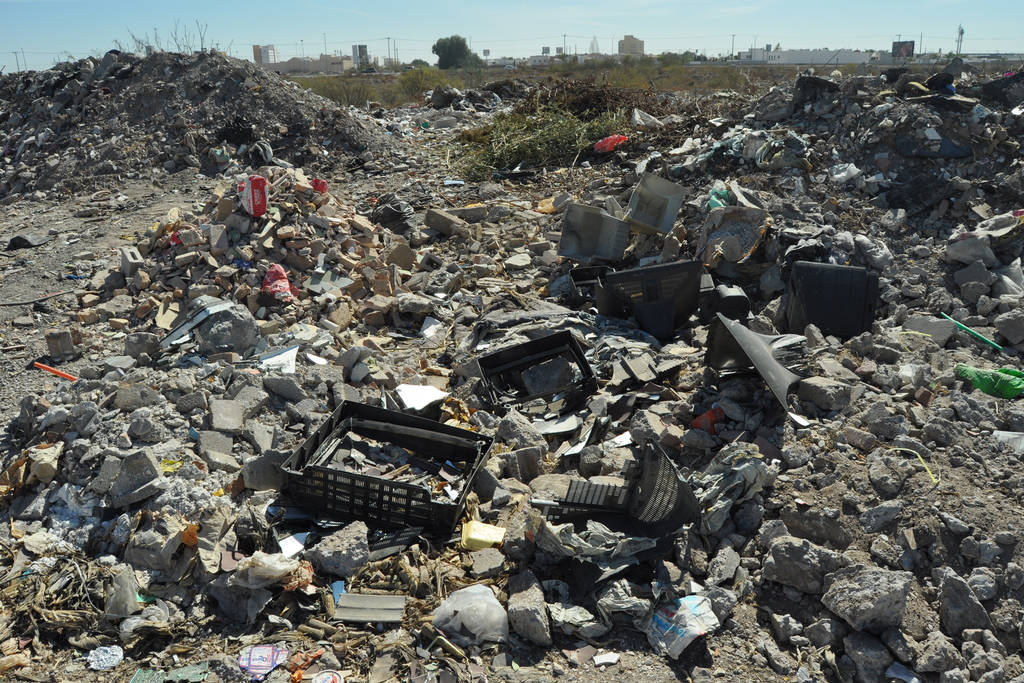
[955,364,1024,399]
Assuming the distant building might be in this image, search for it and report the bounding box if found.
[738,46,880,65]
[352,44,368,69]
[251,44,278,66]
[618,35,644,57]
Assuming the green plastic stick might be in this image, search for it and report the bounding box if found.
[940,313,1003,352]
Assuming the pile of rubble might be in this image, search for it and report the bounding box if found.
[0,50,389,199]
[2,54,1024,682]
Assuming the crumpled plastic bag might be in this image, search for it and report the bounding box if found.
[530,516,657,562]
[119,600,172,639]
[261,264,299,301]
[432,584,508,647]
[231,552,301,589]
[642,595,719,659]
[693,442,772,535]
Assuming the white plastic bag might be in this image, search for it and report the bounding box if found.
[432,584,509,646]
[230,552,300,589]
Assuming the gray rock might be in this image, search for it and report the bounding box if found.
[243,421,274,455]
[770,613,803,644]
[306,521,369,578]
[805,618,847,647]
[496,409,546,449]
[706,545,741,586]
[757,638,796,675]
[263,374,307,403]
[233,385,270,418]
[844,632,893,683]
[968,567,999,601]
[241,450,289,490]
[195,304,259,356]
[71,401,101,437]
[762,535,848,594]
[917,630,964,673]
[176,391,208,414]
[470,548,504,579]
[629,410,667,446]
[124,332,160,358]
[115,384,162,411]
[904,315,957,346]
[798,377,852,411]
[701,586,737,623]
[107,449,166,507]
[198,431,239,472]
[209,399,244,433]
[938,568,990,635]
[505,447,544,483]
[821,566,913,632]
[995,309,1024,345]
[860,501,902,533]
[881,628,916,663]
[508,570,551,646]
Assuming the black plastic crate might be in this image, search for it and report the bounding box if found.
[281,401,492,534]
[596,260,704,340]
[785,261,879,339]
[476,331,597,416]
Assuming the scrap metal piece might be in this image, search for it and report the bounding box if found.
[476,330,597,416]
[539,442,700,537]
[159,300,234,349]
[707,313,807,424]
[557,203,630,263]
[335,594,407,623]
[597,261,704,341]
[785,261,879,339]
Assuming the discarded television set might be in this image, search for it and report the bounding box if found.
[596,260,704,341]
[557,203,631,263]
[282,401,492,534]
[784,261,879,339]
[476,331,597,416]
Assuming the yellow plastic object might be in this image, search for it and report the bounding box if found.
[461,520,506,550]
[536,197,557,214]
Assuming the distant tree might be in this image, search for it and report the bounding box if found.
[659,52,696,66]
[410,58,431,69]
[432,35,481,69]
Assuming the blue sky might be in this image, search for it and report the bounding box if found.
[1,0,1020,71]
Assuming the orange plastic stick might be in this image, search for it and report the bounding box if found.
[33,362,77,382]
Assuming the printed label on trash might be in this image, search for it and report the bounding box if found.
[643,595,720,659]
[238,175,268,217]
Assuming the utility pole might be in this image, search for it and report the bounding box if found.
[21,49,26,70]
[955,25,964,55]
[563,34,567,57]
[730,34,735,60]
[12,51,19,72]
[323,33,327,58]
[387,37,391,67]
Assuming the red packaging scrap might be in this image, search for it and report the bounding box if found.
[262,264,299,301]
[312,178,328,194]
[594,135,629,153]
[238,175,268,217]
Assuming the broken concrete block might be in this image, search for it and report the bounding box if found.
[797,377,852,411]
[209,399,244,433]
[198,431,239,472]
[424,208,469,236]
[306,521,370,578]
[507,570,552,646]
[107,449,166,507]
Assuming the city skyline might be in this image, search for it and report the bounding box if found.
[2,0,1022,72]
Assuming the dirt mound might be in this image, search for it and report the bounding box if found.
[0,50,391,199]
